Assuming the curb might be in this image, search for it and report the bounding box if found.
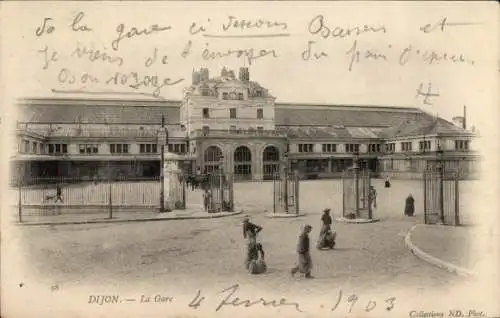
[15,211,243,226]
[264,213,306,218]
[404,224,477,279]
[336,217,380,224]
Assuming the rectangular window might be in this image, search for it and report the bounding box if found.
[202,108,209,118]
[168,144,174,152]
[140,144,145,153]
[257,126,264,131]
[345,144,360,153]
[455,140,470,150]
[298,144,314,153]
[46,143,68,154]
[238,93,244,100]
[174,144,180,153]
[180,144,186,154]
[384,143,395,152]
[322,144,337,153]
[257,108,263,119]
[230,108,237,119]
[110,144,129,154]
[368,144,381,153]
[419,140,431,151]
[401,142,412,152]
[222,92,228,100]
[202,125,210,135]
[32,142,37,153]
[79,144,99,154]
[230,125,237,131]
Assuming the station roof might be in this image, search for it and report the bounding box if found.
[15,97,470,138]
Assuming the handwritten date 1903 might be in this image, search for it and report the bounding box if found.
[330,289,396,313]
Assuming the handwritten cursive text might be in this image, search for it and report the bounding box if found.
[215,284,303,312]
[71,42,124,67]
[308,15,387,39]
[222,15,288,31]
[111,23,172,51]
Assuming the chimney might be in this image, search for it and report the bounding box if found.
[200,67,210,81]
[463,105,467,129]
[239,67,250,81]
[192,69,201,85]
[221,67,228,77]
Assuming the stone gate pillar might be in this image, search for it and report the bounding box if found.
[252,145,263,180]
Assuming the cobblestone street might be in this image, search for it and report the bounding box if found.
[5,179,487,318]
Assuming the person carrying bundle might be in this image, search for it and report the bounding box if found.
[317,208,336,250]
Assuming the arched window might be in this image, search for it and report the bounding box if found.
[204,146,222,162]
[234,146,252,162]
[262,145,280,180]
[233,146,252,179]
[263,146,280,162]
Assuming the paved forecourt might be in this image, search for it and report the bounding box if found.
[14,179,476,305]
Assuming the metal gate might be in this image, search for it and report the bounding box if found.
[273,171,299,214]
[423,169,460,225]
[205,172,234,212]
[342,169,373,219]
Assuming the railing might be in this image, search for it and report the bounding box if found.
[190,129,288,138]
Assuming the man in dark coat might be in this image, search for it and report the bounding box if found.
[384,176,391,188]
[291,224,313,279]
[54,184,63,203]
[243,216,263,269]
[405,194,415,216]
[320,208,332,234]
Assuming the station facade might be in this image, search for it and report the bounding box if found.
[11,67,480,181]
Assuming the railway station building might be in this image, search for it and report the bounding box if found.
[11,67,480,181]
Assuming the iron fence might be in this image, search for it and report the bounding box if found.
[342,170,373,219]
[272,171,300,215]
[423,169,460,226]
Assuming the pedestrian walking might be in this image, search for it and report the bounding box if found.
[242,216,263,270]
[54,184,63,203]
[247,242,267,274]
[369,185,377,209]
[203,189,212,212]
[291,224,314,279]
[404,193,415,216]
[317,209,336,250]
[384,176,391,188]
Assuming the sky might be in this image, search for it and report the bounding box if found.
[1,1,498,126]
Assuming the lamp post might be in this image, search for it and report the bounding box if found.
[437,143,445,224]
[158,114,168,213]
[283,152,289,213]
[353,151,360,217]
[219,154,225,211]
